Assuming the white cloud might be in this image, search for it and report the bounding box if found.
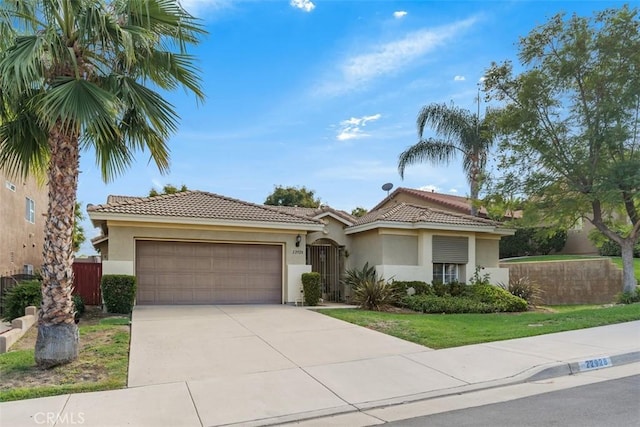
[316,17,478,96]
[419,184,440,193]
[449,188,458,193]
[393,11,408,19]
[454,75,466,81]
[336,113,382,141]
[290,0,315,12]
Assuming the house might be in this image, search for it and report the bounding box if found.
[377,187,599,255]
[88,190,513,305]
[0,171,48,276]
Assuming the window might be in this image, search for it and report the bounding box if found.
[25,197,35,223]
[5,180,16,191]
[433,263,460,284]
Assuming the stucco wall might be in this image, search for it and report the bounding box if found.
[0,172,48,275]
[348,229,381,269]
[307,216,348,247]
[499,259,623,304]
[560,220,599,255]
[476,238,500,268]
[381,233,418,265]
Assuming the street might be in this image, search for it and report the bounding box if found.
[386,375,640,427]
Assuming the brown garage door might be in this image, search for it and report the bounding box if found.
[135,241,283,304]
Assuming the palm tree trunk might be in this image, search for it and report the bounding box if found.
[35,126,79,368]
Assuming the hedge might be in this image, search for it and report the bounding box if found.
[101,275,136,314]
[301,272,321,306]
[402,283,527,314]
[1,280,41,321]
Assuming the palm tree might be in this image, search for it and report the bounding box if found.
[398,103,494,216]
[0,0,205,368]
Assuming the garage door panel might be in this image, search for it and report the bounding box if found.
[136,241,282,305]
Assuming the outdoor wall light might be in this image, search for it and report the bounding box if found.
[295,234,302,247]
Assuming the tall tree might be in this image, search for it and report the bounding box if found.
[149,183,188,197]
[0,0,205,367]
[264,185,321,208]
[398,103,494,216]
[73,202,85,253]
[484,5,640,293]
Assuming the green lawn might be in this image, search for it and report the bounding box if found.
[320,304,640,349]
[501,255,600,262]
[0,316,130,402]
[610,257,640,281]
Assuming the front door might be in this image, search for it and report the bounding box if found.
[306,243,342,302]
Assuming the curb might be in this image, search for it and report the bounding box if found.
[270,350,640,426]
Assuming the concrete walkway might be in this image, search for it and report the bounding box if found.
[1,306,639,427]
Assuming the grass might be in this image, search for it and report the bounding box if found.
[321,304,640,349]
[501,255,600,262]
[0,311,130,402]
[610,257,640,281]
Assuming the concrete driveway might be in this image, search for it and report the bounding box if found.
[128,305,433,387]
[128,305,465,426]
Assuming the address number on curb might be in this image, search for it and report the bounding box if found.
[578,357,612,372]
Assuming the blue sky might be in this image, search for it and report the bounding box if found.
[77,0,628,254]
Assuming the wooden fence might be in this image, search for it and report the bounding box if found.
[72,262,102,305]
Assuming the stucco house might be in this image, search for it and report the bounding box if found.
[88,190,513,305]
[378,187,600,255]
[1,171,48,276]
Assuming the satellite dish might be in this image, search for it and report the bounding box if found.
[382,183,393,195]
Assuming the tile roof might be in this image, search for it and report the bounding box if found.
[269,205,356,224]
[88,191,323,225]
[371,187,489,216]
[351,203,502,228]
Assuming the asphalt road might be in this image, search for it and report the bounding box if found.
[385,375,640,427]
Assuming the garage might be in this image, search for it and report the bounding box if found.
[135,240,283,304]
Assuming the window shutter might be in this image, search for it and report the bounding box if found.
[432,236,468,263]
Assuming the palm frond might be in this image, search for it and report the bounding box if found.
[398,139,458,179]
[35,77,120,137]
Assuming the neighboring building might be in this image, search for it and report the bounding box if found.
[0,171,48,276]
[88,191,513,305]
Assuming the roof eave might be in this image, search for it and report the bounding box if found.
[345,220,514,235]
[87,212,325,231]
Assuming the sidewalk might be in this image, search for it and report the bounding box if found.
[1,321,639,427]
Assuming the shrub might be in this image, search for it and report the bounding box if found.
[353,278,400,311]
[301,272,321,306]
[617,286,640,304]
[73,295,85,321]
[469,284,528,312]
[1,280,41,321]
[391,281,433,296]
[403,294,494,314]
[500,227,568,258]
[342,263,377,293]
[101,275,136,314]
[403,283,527,314]
[499,276,543,306]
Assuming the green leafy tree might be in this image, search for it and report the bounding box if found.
[0,0,205,367]
[484,6,640,293]
[351,207,368,217]
[73,202,85,253]
[149,183,188,197]
[264,185,320,208]
[398,102,495,216]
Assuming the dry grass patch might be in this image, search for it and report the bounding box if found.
[0,307,130,402]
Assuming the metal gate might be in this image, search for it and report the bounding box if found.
[307,243,343,302]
